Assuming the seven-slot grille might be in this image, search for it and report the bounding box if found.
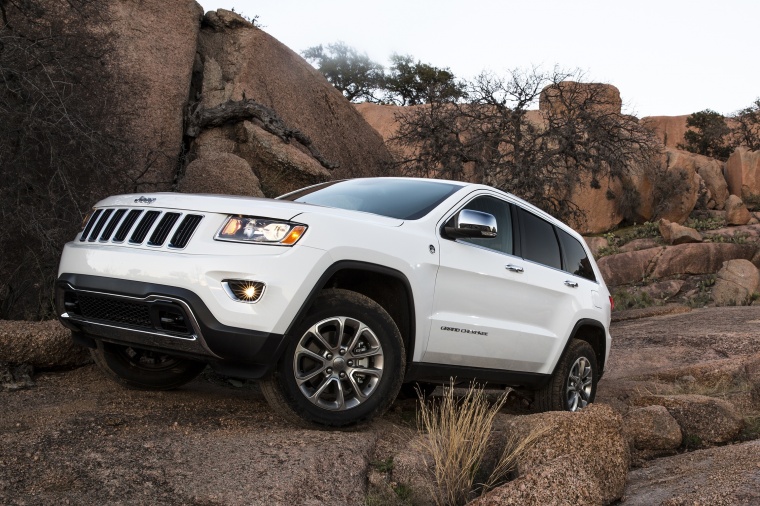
[79,207,203,249]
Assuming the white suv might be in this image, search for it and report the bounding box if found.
[56,178,612,427]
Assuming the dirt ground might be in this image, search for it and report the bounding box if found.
[1,306,759,505]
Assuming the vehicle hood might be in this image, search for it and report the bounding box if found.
[96,193,404,226]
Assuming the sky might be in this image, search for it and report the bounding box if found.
[197,0,759,118]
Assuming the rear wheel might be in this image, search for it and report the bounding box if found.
[534,339,597,412]
[90,342,206,390]
[261,289,405,428]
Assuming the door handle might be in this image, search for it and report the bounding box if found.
[505,264,524,273]
[564,280,579,288]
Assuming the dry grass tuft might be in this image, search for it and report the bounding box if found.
[416,382,546,506]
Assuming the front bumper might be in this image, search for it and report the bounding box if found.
[56,273,287,378]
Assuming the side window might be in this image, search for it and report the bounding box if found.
[519,208,562,269]
[456,196,513,255]
[557,229,597,282]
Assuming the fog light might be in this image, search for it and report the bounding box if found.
[222,280,266,303]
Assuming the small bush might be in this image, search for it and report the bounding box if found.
[685,216,726,231]
[416,383,545,506]
[371,458,395,473]
[682,433,704,450]
[612,290,656,311]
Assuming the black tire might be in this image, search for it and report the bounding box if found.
[533,338,597,412]
[261,288,406,428]
[90,342,206,390]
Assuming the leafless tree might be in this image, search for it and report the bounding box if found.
[391,68,662,224]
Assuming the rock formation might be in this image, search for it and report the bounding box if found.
[712,259,760,306]
[0,320,90,367]
[623,405,683,452]
[726,147,760,202]
[180,152,264,197]
[538,82,622,115]
[659,219,702,245]
[186,9,394,196]
[631,394,744,445]
[107,0,204,189]
[725,194,752,225]
[477,404,630,505]
[624,440,760,505]
[640,115,689,148]
[597,242,758,286]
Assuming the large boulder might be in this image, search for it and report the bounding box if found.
[658,219,702,245]
[538,82,622,114]
[584,236,609,258]
[193,10,393,193]
[703,223,760,242]
[566,175,625,234]
[725,194,752,225]
[696,157,730,209]
[180,152,264,197]
[651,243,758,279]
[726,147,760,202]
[631,394,744,445]
[478,404,630,505]
[712,259,760,306]
[618,237,661,253]
[235,121,331,196]
[623,405,682,451]
[599,243,758,286]
[640,279,684,300]
[598,248,662,286]
[640,115,689,148]
[621,148,701,224]
[354,103,406,144]
[0,321,89,368]
[108,0,204,189]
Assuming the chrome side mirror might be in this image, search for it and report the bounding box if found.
[445,209,497,238]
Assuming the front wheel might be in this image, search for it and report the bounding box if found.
[533,338,597,412]
[261,289,405,428]
[90,342,206,390]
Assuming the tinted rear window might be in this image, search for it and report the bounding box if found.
[279,179,461,220]
[557,229,596,282]
[519,209,562,270]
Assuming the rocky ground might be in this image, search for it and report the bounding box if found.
[1,307,759,505]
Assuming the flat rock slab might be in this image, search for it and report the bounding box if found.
[603,306,760,381]
[0,366,381,505]
[622,440,760,505]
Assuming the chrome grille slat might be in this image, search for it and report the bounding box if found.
[148,212,180,246]
[100,208,126,241]
[113,209,143,242]
[80,209,102,242]
[169,214,203,249]
[77,207,204,249]
[88,209,113,242]
[129,210,161,244]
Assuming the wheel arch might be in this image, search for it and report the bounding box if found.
[283,260,416,370]
[555,318,608,378]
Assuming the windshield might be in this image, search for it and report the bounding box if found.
[279,179,461,220]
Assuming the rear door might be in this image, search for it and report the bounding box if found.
[426,197,594,375]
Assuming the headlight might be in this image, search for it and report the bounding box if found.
[215,216,307,245]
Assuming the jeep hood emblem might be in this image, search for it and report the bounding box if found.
[134,196,156,204]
